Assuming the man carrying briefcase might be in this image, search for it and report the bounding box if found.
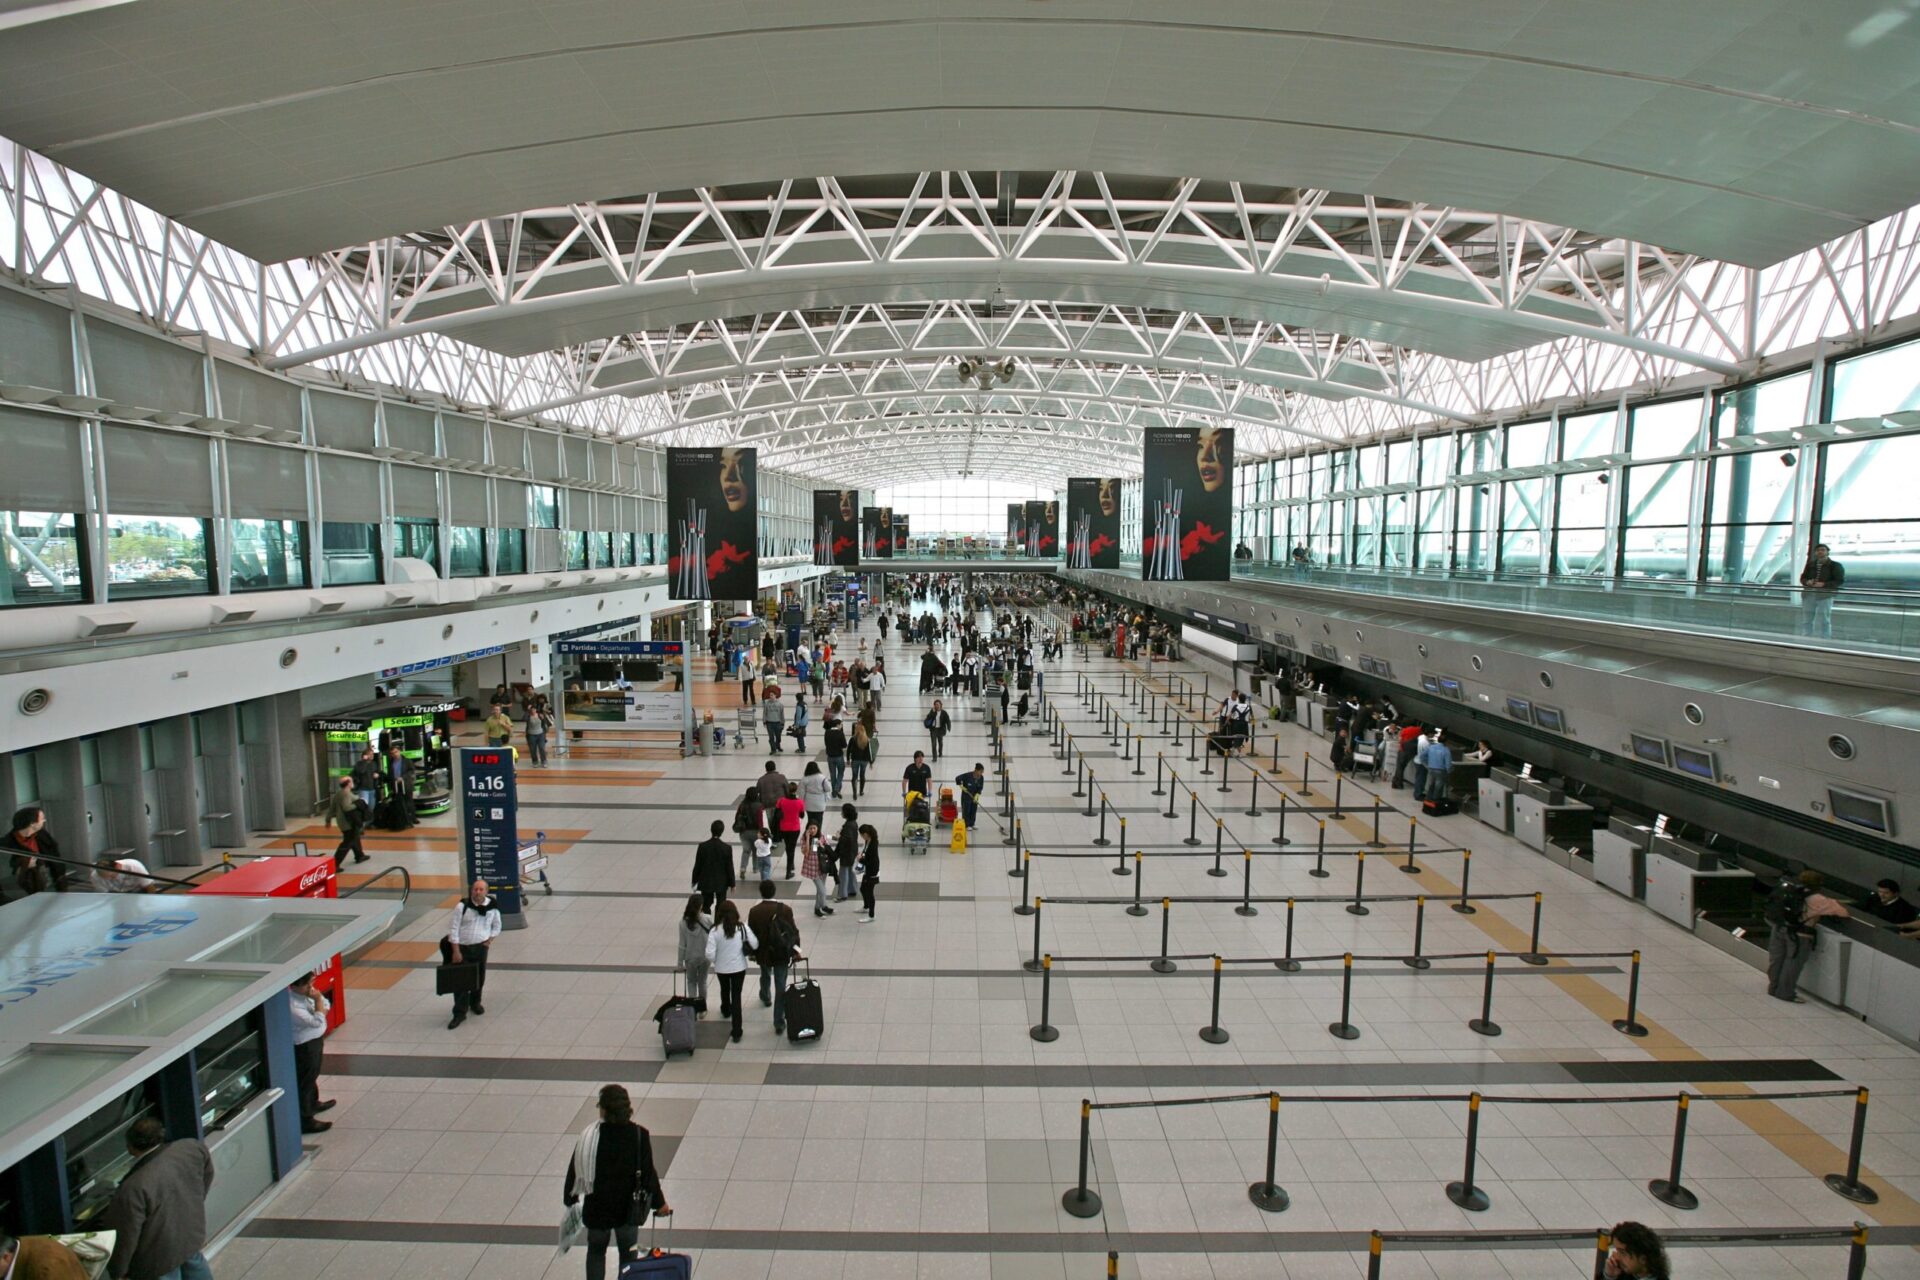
[440,878,501,1030]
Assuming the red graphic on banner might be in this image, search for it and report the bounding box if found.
[1035,533,1056,553]
[1142,520,1225,564]
[667,540,753,581]
[832,535,854,556]
[1088,533,1115,557]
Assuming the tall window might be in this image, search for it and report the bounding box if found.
[1552,471,1611,575]
[230,518,307,591]
[870,478,1054,542]
[1704,374,1810,584]
[2,511,85,606]
[1619,396,1702,579]
[106,515,210,598]
[1816,433,1920,587]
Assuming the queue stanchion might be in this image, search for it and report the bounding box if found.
[1346,850,1369,916]
[1368,802,1384,848]
[1153,752,1167,797]
[1061,1100,1102,1217]
[1030,955,1059,1042]
[1150,899,1177,973]
[1164,769,1180,819]
[1184,791,1202,845]
[1170,706,1182,751]
[1190,718,1201,766]
[1083,773,1099,819]
[1648,1092,1701,1209]
[1330,772,1346,819]
[1271,737,1280,773]
[1467,951,1502,1037]
[1073,756,1087,798]
[1297,754,1312,796]
[1209,818,1228,877]
[1127,852,1147,916]
[1594,1230,1613,1280]
[1450,849,1477,914]
[1248,1093,1290,1213]
[1400,819,1420,873]
[1110,817,1129,873]
[1310,820,1330,877]
[1013,852,1036,916]
[1824,1088,1881,1205]
[1272,793,1292,847]
[1002,791,1016,844]
[1108,705,1122,749]
[1365,1232,1384,1280]
[1277,898,1301,971]
[1520,893,1548,965]
[1446,1093,1491,1210]
[1404,897,1431,969]
[1162,700,1171,738]
[1245,766,1263,817]
[1236,849,1258,916]
[1611,949,1648,1036]
[1093,793,1111,846]
[1061,733,1076,776]
[1132,735,1145,775]
[1198,955,1230,1044]
[1328,952,1361,1040]
[1006,818,1023,871]
[1024,898,1045,972]
[1216,746,1231,792]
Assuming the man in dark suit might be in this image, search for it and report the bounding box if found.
[103,1117,214,1280]
[691,819,736,914]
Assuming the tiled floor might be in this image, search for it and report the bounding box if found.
[217,601,1920,1279]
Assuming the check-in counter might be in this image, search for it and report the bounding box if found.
[1645,854,1754,929]
[1477,776,1513,833]
[1303,698,1333,736]
[1513,792,1595,854]
[1594,820,1652,900]
[1808,916,1920,1045]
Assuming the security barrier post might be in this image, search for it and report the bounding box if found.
[1127,852,1147,916]
[1150,899,1177,973]
[1297,754,1312,796]
[1082,771,1098,818]
[1006,818,1022,869]
[1209,818,1228,876]
[1093,794,1110,846]
[1310,820,1330,877]
[1029,956,1059,1042]
[1331,772,1345,819]
[1111,818,1129,874]
[1346,850,1370,916]
[1271,737,1280,772]
[1824,1088,1881,1204]
[1520,893,1547,965]
[1593,1230,1612,1280]
[1365,1232,1384,1280]
[1153,752,1166,797]
[1132,735,1145,775]
[1468,950,1502,1036]
[1329,952,1361,1040]
[1074,757,1087,798]
[1272,793,1291,846]
[1611,949,1648,1035]
[1013,853,1036,916]
[1236,850,1258,916]
[1403,896,1431,969]
[1277,898,1301,972]
[1450,849,1477,914]
[1846,1225,1868,1280]
[1445,1093,1491,1211]
[1061,736,1075,776]
[1164,769,1179,819]
[1200,726,1213,775]
[1184,791,1202,845]
[1245,768,1262,817]
[1248,1093,1289,1212]
[1198,955,1229,1044]
[1061,1100,1102,1217]
[1217,750,1231,792]
[1024,898,1045,972]
[1648,1092,1700,1209]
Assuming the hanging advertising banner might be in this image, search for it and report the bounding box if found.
[814,489,860,566]
[1024,499,1059,558]
[1007,502,1026,550]
[666,446,757,600]
[1142,426,1233,582]
[1066,478,1122,569]
[892,514,910,555]
[862,506,892,559]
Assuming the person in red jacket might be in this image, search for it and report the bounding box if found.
[1392,722,1422,791]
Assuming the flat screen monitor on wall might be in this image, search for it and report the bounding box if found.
[1630,733,1671,766]
[1506,697,1532,721]
[1532,705,1567,733]
[1828,788,1893,835]
[1671,745,1718,781]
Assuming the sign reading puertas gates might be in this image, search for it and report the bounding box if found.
[457,747,523,923]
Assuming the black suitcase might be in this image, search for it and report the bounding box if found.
[783,961,824,1044]
[1422,797,1459,817]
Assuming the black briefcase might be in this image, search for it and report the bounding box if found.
[435,963,481,996]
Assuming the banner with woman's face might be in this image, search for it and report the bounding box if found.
[1025,499,1059,557]
[1007,502,1025,550]
[667,445,757,600]
[814,489,860,566]
[1142,426,1232,581]
[892,515,909,554]
[1066,477,1122,569]
[862,506,892,559]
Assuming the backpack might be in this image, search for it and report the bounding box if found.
[763,909,801,966]
[907,795,930,824]
[1764,881,1807,930]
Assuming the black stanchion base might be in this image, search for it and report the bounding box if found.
[1245,807,1262,818]
[1165,807,1179,820]
[1445,1182,1490,1212]
[1007,868,1024,878]
[1152,787,1166,797]
[1001,836,1015,847]
[1235,905,1259,917]
[1029,1024,1060,1043]
[1072,785,1086,798]
[1822,1173,1881,1205]
[1183,837,1203,847]
[1111,865,1131,875]
[1207,867,1229,878]
[1023,958,1043,973]
[1150,959,1179,974]
[1030,727,1047,736]
[1093,837,1111,847]
[1402,957,1432,970]
[1366,840,1386,849]
[1467,1017,1502,1037]
[1399,862,1422,874]
[1345,904,1370,917]
[1062,1188,1104,1219]
[1199,1025,1230,1045]
[1450,902,1477,915]
[1272,837,1292,847]
[1329,812,1345,820]
[1327,1021,1361,1041]
[1518,954,1548,967]
[1308,869,1331,879]
[1612,1018,1649,1037]
[1276,960,1302,973]
[1013,904,1037,917]
[1247,1183,1290,1214]
[1126,905,1149,917]
[1649,1179,1699,1211]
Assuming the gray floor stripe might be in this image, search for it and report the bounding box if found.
[240,1218,1920,1253]
[354,958,1624,979]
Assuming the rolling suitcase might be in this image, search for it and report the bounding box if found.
[655,970,698,1058]
[619,1214,689,1280]
[783,960,824,1044]
[1422,797,1459,817]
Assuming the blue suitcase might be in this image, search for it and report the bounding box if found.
[620,1252,690,1280]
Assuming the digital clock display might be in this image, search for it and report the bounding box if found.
[470,753,502,765]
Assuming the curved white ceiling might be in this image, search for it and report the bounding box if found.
[2,2,1917,265]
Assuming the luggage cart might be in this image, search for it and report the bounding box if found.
[518,833,554,898]
[734,707,756,749]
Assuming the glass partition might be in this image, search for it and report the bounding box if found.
[2,510,85,606]
[1816,432,1920,587]
[104,514,209,598]
[230,518,306,591]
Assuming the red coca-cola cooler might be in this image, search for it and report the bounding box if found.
[191,855,348,1030]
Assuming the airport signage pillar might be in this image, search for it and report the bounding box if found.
[456,747,525,930]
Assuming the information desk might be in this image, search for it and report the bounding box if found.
[0,894,398,1239]
[190,856,346,1031]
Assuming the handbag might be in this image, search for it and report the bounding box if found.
[558,1201,585,1253]
[435,962,481,995]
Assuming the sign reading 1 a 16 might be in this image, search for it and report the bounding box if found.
[457,747,521,917]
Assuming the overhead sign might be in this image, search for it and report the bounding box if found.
[554,640,685,657]
[457,748,523,924]
[379,644,512,680]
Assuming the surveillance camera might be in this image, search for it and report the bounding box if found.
[1780,453,1797,468]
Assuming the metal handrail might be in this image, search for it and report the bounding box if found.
[339,865,412,905]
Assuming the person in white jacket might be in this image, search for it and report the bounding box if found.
[866,664,886,713]
[288,973,333,1133]
[705,900,759,1043]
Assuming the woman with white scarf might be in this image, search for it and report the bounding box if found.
[562,1084,668,1279]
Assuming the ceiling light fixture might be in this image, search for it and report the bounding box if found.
[953,355,1018,391]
